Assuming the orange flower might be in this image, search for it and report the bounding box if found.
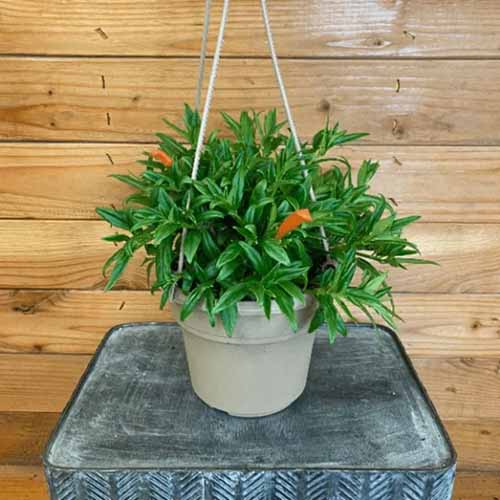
[151,149,173,167]
[276,208,313,239]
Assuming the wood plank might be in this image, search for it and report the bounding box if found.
[0,413,58,465]
[0,468,499,500]
[2,144,500,222]
[1,58,500,144]
[0,466,48,500]
[1,353,499,418]
[0,354,90,413]
[2,291,500,357]
[453,471,500,500]
[0,290,173,353]
[413,358,500,420]
[0,220,498,293]
[392,294,500,359]
[0,221,147,290]
[390,223,500,294]
[1,0,500,58]
[446,420,500,472]
[0,143,142,220]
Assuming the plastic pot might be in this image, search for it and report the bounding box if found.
[171,293,317,417]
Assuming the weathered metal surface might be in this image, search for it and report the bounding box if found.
[44,323,456,499]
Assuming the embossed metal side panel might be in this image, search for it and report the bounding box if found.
[47,468,456,500]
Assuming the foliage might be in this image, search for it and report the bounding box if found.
[96,105,431,341]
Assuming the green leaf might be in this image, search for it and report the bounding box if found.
[184,230,202,264]
[198,210,224,222]
[180,285,207,321]
[221,111,240,137]
[111,174,146,190]
[217,259,240,282]
[162,117,190,141]
[213,283,249,314]
[96,207,130,230]
[279,282,305,304]
[263,294,272,319]
[155,133,186,157]
[323,300,339,343]
[160,287,171,310]
[220,303,238,336]
[308,305,324,333]
[216,243,241,268]
[102,234,130,243]
[229,166,246,205]
[364,272,388,294]
[205,288,216,327]
[153,222,178,245]
[104,252,131,291]
[266,263,309,284]
[239,241,264,273]
[356,160,379,187]
[272,287,298,332]
[262,240,291,265]
[200,231,219,260]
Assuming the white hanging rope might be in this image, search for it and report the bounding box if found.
[176,0,231,279]
[195,0,212,111]
[258,0,330,253]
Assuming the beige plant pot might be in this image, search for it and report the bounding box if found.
[171,293,317,417]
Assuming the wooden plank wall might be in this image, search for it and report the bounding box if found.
[0,1,499,498]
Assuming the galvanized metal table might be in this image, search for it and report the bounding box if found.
[44,323,456,500]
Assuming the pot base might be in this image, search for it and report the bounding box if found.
[193,384,306,418]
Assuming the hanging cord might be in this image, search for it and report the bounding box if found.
[258,0,330,253]
[175,0,231,282]
[195,0,212,111]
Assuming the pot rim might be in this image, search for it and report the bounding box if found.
[173,289,316,315]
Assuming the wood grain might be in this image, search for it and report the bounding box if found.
[1,0,500,58]
[2,291,500,357]
[0,220,498,293]
[447,420,500,472]
[1,352,499,418]
[0,412,58,465]
[2,144,500,222]
[414,358,500,420]
[0,290,172,353]
[0,354,90,413]
[0,221,147,290]
[453,471,500,499]
[1,58,500,144]
[0,466,48,500]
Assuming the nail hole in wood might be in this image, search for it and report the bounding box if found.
[391,119,404,138]
[95,27,109,40]
[317,98,330,112]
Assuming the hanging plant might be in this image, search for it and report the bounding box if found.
[97,105,431,343]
